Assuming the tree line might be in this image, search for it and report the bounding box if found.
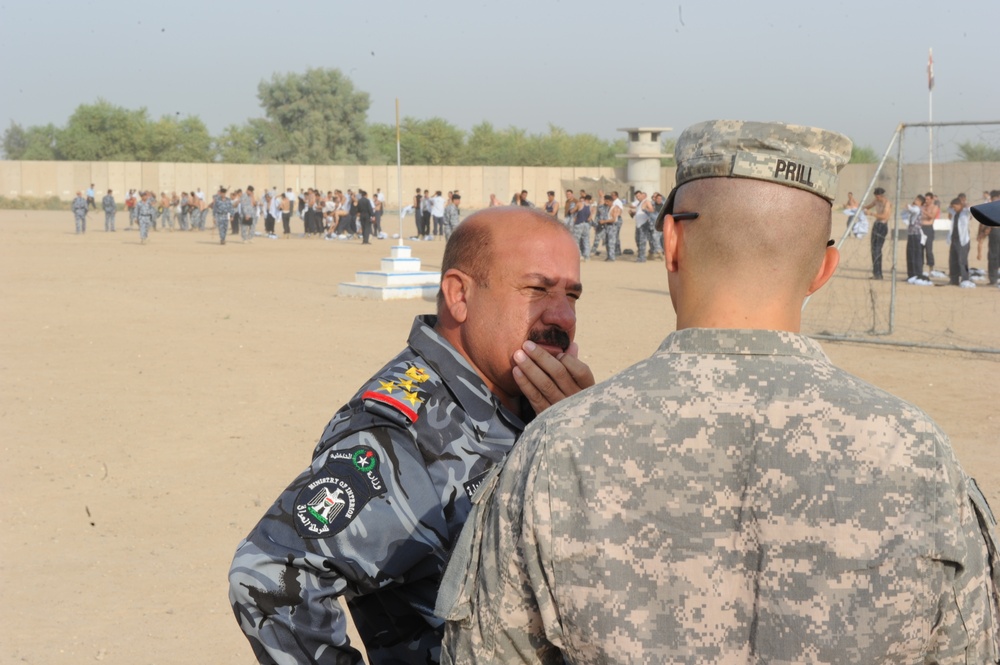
[6,67,990,166]
[2,68,633,168]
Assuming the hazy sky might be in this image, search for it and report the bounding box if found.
[2,0,997,161]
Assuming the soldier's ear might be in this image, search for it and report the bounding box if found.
[439,269,473,323]
[663,215,681,273]
[806,245,840,296]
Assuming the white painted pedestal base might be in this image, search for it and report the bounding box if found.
[338,245,441,301]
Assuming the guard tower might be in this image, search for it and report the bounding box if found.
[617,127,672,196]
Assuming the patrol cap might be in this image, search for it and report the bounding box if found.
[655,120,853,231]
[970,199,1000,227]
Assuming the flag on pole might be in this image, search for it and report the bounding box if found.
[927,48,934,91]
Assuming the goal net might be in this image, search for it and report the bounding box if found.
[802,120,1000,354]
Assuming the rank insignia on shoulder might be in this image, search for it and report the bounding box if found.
[293,446,387,539]
[362,372,426,423]
[404,364,431,383]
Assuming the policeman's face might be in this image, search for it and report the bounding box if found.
[461,221,581,404]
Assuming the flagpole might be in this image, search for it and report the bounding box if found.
[928,48,934,191]
[396,98,403,242]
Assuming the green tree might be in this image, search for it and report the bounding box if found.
[400,117,465,165]
[957,141,1000,162]
[659,137,677,166]
[148,115,213,162]
[366,122,397,165]
[2,122,29,159]
[850,143,879,164]
[214,119,287,164]
[463,124,538,165]
[461,123,626,167]
[555,128,626,168]
[257,68,370,164]
[16,124,63,160]
[463,122,504,165]
[58,99,151,160]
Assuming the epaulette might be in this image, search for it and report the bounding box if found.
[360,361,435,425]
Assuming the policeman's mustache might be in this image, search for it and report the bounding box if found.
[529,327,570,352]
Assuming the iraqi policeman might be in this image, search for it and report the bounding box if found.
[212,188,234,245]
[136,191,156,244]
[228,207,595,664]
[239,185,255,243]
[437,120,1000,664]
[71,191,88,234]
[102,189,116,232]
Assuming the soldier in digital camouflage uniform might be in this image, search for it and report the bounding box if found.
[442,193,461,240]
[228,207,595,664]
[437,120,1000,664]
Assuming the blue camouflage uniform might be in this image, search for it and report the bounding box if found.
[213,194,234,244]
[591,203,620,260]
[179,194,190,231]
[72,195,88,234]
[102,193,116,232]
[136,197,156,242]
[159,199,173,231]
[633,199,655,263]
[571,203,592,259]
[229,315,529,664]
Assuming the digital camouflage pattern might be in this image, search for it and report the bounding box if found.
[102,193,116,232]
[438,329,1000,664]
[656,120,853,231]
[229,315,528,665]
[136,196,156,241]
[72,195,88,233]
[213,195,233,243]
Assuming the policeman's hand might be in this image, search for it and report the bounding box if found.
[512,340,595,414]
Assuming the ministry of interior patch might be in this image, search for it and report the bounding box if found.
[293,445,387,538]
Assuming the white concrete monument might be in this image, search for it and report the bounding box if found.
[337,244,440,301]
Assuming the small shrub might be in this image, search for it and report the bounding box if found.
[0,195,71,211]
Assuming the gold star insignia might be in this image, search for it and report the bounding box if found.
[405,366,431,383]
[397,378,416,392]
[378,380,397,393]
[402,390,423,407]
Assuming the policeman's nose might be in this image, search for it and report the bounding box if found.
[543,294,577,334]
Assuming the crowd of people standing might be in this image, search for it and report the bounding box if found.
[70,185,396,245]
[70,182,999,287]
[851,187,1000,288]
[71,183,672,263]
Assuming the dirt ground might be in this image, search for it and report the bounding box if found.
[1,210,997,664]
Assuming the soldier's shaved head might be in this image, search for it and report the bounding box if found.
[665,177,838,331]
[675,178,832,291]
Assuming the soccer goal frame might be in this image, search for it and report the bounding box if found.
[805,119,1000,354]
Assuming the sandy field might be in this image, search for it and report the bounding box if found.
[2,210,997,664]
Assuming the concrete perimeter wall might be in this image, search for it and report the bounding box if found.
[2,160,997,209]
